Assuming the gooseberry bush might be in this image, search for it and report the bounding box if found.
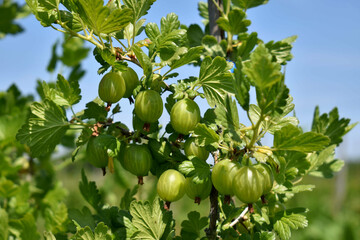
[0,0,357,239]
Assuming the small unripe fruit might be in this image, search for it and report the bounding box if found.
[184,137,209,161]
[98,71,126,103]
[254,163,274,195]
[86,135,110,168]
[157,169,185,203]
[122,144,153,184]
[211,159,241,196]
[170,98,201,135]
[233,166,264,204]
[119,67,139,98]
[184,177,212,204]
[135,90,163,123]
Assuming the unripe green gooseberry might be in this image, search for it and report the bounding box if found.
[86,135,111,168]
[170,98,201,135]
[254,163,274,195]
[233,166,264,204]
[134,90,163,123]
[211,159,241,196]
[184,137,209,161]
[184,177,212,204]
[122,144,153,185]
[157,169,186,203]
[98,71,126,103]
[119,67,139,98]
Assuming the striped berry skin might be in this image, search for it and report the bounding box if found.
[211,159,241,196]
[184,177,212,204]
[122,144,153,184]
[184,137,209,161]
[233,166,264,204]
[254,163,274,195]
[157,169,186,202]
[86,135,111,168]
[135,90,163,123]
[170,98,201,135]
[119,67,139,98]
[98,71,126,103]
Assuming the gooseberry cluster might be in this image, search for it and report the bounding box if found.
[90,67,275,212]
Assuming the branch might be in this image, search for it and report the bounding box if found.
[229,206,248,228]
[205,186,219,240]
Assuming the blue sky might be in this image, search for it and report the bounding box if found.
[1,0,359,159]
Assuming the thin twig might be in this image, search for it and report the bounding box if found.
[229,207,249,228]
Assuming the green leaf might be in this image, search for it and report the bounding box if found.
[0,178,19,198]
[56,74,82,105]
[198,56,234,107]
[43,231,56,240]
[16,100,69,157]
[9,213,40,240]
[187,24,204,48]
[123,19,146,40]
[274,125,330,152]
[132,44,152,77]
[265,36,297,65]
[169,46,203,70]
[58,10,83,32]
[217,8,250,35]
[198,2,209,23]
[236,32,258,60]
[60,36,90,67]
[274,212,308,240]
[145,13,186,64]
[68,206,95,230]
[73,222,112,240]
[76,0,133,35]
[202,35,227,58]
[161,12,180,35]
[97,48,128,72]
[47,40,58,72]
[307,144,344,178]
[0,208,9,240]
[123,0,155,22]
[214,95,240,130]
[42,183,69,233]
[232,0,269,10]
[178,157,210,184]
[26,0,58,27]
[79,169,102,210]
[180,211,208,240]
[290,185,315,193]
[0,2,24,37]
[243,43,282,89]
[311,106,357,146]
[120,185,139,210]
[193,123,219,149]
[83,99,108,121]
[0,113,27,146]
[127,198,174,239]
[233,59,250,111]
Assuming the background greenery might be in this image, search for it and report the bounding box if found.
[1,0,359,239]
